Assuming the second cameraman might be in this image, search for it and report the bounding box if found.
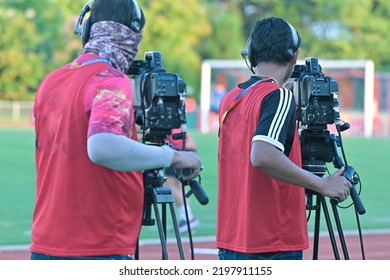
[216,16,351,260]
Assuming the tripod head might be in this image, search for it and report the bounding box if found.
[300,126,333,176]
[142,168,167,226]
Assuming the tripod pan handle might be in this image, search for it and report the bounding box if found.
[350,185,366,215]
[343,166,366,215]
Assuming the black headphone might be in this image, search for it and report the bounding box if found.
[74,0,144,46]
[241,20,301,73]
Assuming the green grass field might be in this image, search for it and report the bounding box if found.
[1,127,389,245]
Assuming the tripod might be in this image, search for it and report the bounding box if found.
[305,171,350,260]
[135,169,186,260]
[303,132,366,260]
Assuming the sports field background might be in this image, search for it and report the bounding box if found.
[0,126,389,246]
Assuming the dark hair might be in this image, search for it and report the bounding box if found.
[249,16,301,65]
[90,0,134,29]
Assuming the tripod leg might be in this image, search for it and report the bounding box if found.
[162,203,167,246]
[312,194,321,260]
[151,186,186,260]
[135,239,140,260]
[331,202,350,259]
[152,202,169,260]
[169,202,186,259]
[320,195,341,259]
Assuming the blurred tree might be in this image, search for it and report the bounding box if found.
[0,0,81,100]
[340,0,390,71]
[137,0,212,98]
[1,0,390,100]
[0,6,45,100]
[197,1,245,60]
[239,0,390,70]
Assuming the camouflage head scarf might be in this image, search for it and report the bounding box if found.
[81,21,143,73]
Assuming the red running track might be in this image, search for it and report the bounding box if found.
[1,230,389,260]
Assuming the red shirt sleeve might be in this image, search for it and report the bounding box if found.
[86,70,135,138]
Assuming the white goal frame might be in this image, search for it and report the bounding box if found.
[200,59,375,137]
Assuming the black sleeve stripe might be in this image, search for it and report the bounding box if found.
[267,88,292,141]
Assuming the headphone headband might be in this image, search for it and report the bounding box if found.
[74,0,144,46]
[241,18,301,73]
[73,0,93,36]
[287,22,301,56]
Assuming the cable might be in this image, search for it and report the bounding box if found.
[332,123,366,259]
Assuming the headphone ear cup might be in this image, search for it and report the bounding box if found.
[129,0,145,32]
[247,39,256,68]
[286,22,300,60]
[81,17,91,46]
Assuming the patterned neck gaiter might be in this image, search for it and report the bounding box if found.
[81,21,143,73]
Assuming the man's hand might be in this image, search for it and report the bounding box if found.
[171,150,202,181]
[321,167,352,202]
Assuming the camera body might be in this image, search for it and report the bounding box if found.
[292,57,340,128]
[291,57,342,174]
[129,51,187,140]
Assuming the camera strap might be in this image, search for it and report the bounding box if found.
[219,78,272,130]
[81,58,116,68]
[70,57,116,69]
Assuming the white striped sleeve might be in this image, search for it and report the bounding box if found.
[252,88,294,152]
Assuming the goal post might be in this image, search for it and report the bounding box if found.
[200,59,375,137]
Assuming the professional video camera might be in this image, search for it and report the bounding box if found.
[128,51,187,142]
[291,57,349,174]
[291,57,365,260]
[129,52,208,260]
[292,57,342,128]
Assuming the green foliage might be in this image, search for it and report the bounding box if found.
[197,2,245,60]
[340,0,390,70]
[0,0,81,100]
[0,0,390,100]
[0,7,46,100]
[137,0,212,97]
[242,0,390,70]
